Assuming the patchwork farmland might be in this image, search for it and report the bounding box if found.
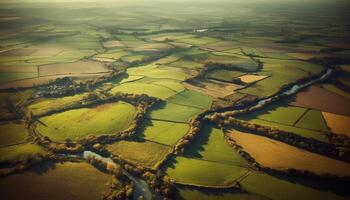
[0,0,350,200]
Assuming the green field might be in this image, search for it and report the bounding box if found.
[111,80,182,100]
[184,125,249,166]
[164,156,248,187]
[238,104,307,126]
[166,89,212,109]
[149,102,204,122]
[0,72,37,83]
[176,186,268,200]
[0,1,349,199]
[107,140,171,169]
[247,119,328,142]
[239,59,324,97]
[138,119,190,146]
[36,102,136,142]
[295,109,328,131]
[236,102,329,141]
[241,172,349,200]
[206,69,246,82]
[26,93,90,117]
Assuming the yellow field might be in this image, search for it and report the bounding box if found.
[102,40,124,48]
[239,74,267,84]
[322,112,350,137]
[227,129,350,177]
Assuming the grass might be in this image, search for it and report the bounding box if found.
[107,140,171,169]
[26,93,90,117]
[0,122,29,147]
[166,89,212,109]
[176,186,268,200]
[237,103,307,126]
[0,143,47,162]
[241,172,349,200]
[164,156,248,187]
[0,72,37,83]
[295,109,328,131]
[138,119,190,146]
[36,102,136,142]
[247,118,328,142]
[149,102,204,123]
[127,64,190,81]
[111,81,179,100]
[185,124,249,166]
[228,129,350,177]
[239,58,324,97]
[206,69,245,82]
[183,79,241,98]
[0,161,113,200]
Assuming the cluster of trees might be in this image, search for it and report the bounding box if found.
[174,117,202,154]
[112,157,174,200]
[143,172,174,200]
[224,134,260,169]
[219,117,350,162]
[86,155,120,175]
[37,77,85,98]
[43,138,84,154]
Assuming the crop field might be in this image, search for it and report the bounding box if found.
[322,112,350,137]
[228,129,350,177]
[0,161,113,200]
[290,85,350,116]
[0,1,350,200]
[36,102,136,142]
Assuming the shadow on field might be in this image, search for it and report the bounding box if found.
[183,123,211,159]
[173,185,247,200]
[266,171,350,197]
[28,160,57,175]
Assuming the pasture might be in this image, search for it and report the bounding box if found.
[138,119,190,146]
[107,140,171,169]
[36,102,136,142]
